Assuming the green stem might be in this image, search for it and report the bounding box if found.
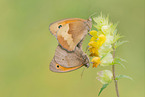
[112,46,120,97]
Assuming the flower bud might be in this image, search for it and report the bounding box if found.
[100,53,113,66]
[96,70,113,84]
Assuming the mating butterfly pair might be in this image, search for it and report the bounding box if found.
[49,18,92,72]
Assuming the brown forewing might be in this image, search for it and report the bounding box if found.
[57,21,89,51]
[49,18,86,37]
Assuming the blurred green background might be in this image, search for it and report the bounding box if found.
[0,0,144,97]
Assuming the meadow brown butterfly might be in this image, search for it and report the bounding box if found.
[49,18,92,52]
[49,45,89,72]
[49,18,92,72]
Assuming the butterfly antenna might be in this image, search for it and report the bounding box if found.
[81,67,85,79]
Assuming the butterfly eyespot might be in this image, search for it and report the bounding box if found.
[57,65,59,68]
[58,25,62,28]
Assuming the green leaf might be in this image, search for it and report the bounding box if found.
[115,75,133,80]
[115,41,128,48]
[116,57,127,62]
[118,57,127,62]
[113,57,127,69]
[98,84,109,96]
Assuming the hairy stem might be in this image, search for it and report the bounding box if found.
[112,46,120,97]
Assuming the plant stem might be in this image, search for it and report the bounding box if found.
[112,46,120,97]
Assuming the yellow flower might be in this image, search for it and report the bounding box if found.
[90,37,97,41]
[91,57,101,68]
[88,31,107,58]
[89,34,106,48]
[90,53,98,57]
[97,34,106,47]
[89,47,97,53]
[89,47,99,56]
[98,34,106,42]
[88,41,98,48]
[89,30,98,38]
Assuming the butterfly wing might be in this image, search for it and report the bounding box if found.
[49,18,92,51]
[49,57,84,72]
[55,45,83,67]
[49,45,89,72]
[49,18,86,37]
[57,21,90,51]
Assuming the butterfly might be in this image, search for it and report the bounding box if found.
[50,45,89,72]
[49,18,92,52]
[49,18,92,72]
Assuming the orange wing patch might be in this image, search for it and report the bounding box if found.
[58,20,81,25]
[49,18,86,37]
[57,24,75,51]
[57,35,70,50]
[55,63,84,72]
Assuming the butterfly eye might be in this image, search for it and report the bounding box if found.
[58,25,62,28]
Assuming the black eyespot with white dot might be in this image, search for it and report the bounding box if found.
[58,25,62,28]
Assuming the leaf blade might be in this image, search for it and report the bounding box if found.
[115,41,128,48]
[115,75,133,80]
[98,84,109,96]
[113,57,127,69]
